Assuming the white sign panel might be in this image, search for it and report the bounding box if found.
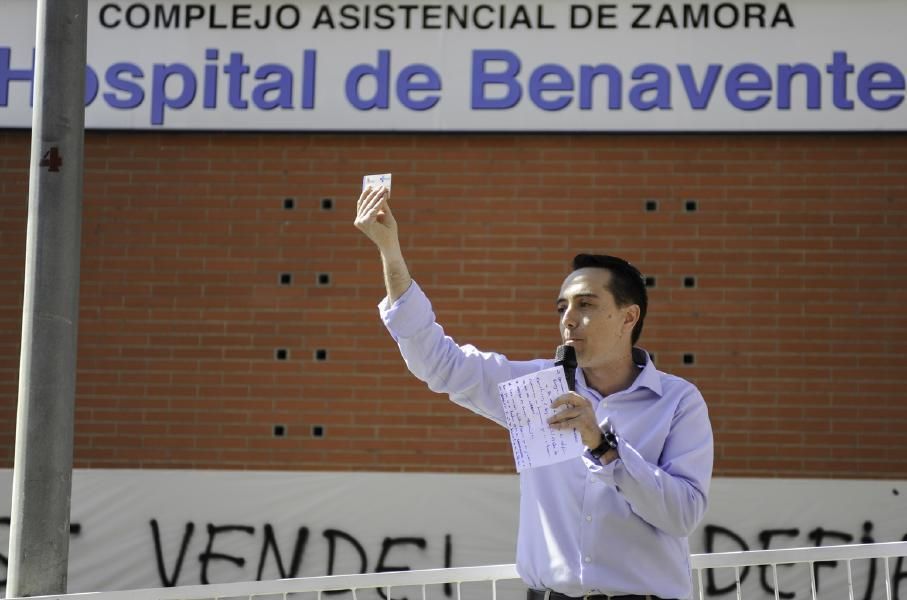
[1,471,906,598]
[0,470,519,595]
[0,0,905,131]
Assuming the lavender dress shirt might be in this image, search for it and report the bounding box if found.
[380,282,713,599]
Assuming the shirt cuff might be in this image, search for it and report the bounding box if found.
[582,430,638,485]
[378,281,433,341]
[582,451,619,484]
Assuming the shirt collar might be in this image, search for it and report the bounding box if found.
[631,346,663,396]
[575,346,663,398]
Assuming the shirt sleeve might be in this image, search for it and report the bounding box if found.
[379,281,546,427]
[583,389,714,537]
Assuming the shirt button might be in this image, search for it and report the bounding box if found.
[584,556,592,563]
[585,515,592,522]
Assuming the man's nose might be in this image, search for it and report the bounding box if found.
[562,307,578,329]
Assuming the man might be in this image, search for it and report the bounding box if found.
[355,185,714,600]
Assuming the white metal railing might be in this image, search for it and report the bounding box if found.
[8,542,907,600]
[690,541,907,600]
[4,564,522,600]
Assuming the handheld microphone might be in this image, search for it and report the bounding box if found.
[554,345,577,392]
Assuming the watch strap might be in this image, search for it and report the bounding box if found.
[589,427,619,459]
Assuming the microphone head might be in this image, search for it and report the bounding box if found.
[554,344,577,367]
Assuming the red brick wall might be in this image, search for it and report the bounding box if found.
[1,131,905,477]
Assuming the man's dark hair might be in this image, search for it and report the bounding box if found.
[571,254,648,345]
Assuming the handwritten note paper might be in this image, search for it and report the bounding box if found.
[498,366,585,473]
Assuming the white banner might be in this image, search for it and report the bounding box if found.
[1,470,906,598]
[0,0,905,131]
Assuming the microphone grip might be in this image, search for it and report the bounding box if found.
[563,366,576,392]
[554,345,577,392]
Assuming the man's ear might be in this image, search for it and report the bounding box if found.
[623,305,640,335]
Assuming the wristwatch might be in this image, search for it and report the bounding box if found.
[589,424,619,460]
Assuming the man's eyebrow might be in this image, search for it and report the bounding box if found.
[555,292,600,304]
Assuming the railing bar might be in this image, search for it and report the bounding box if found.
[846,560,854,600]
[772,563,780,600]
[696,567,704,600]
[691,542,907,570]
[422,583,427,600]
[9,543,907,600]
[734,565,742,600]
[809,561,818,600]
[352,588,359,600]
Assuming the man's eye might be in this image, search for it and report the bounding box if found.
[556,306,566,314]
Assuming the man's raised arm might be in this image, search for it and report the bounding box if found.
[354,185,412,302]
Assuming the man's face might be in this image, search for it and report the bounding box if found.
[556,268,636,368]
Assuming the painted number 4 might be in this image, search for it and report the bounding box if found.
[40,147,63,172]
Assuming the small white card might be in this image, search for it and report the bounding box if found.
[362,173,392,193]
[498,366,585,473]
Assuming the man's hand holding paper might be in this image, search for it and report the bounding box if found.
[498,366,585,473]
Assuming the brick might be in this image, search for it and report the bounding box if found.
[1,131,906,476]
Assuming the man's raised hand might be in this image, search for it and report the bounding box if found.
[354,185,399,251]
[354,184,411,301]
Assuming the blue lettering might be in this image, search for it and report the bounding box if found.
[826,51,854,110]
[579,64,621,110]
[629,64,670,110]
[726,63,772,111]
[396,64,441,111]
[857,63,905,110]
[252,64,293,110]
[103,63,144,109]
[85,65,99,106]
[777,64,821,109]
[150,64,196,125]
[529,64,573,111]
[345,49,390,110]
[0,47,34,107]
[204,49,219,108]
[224,52,250,109]
[7,46,902,127]
[471,49,521,109]
[678,64,721,109]
[302,50,316,109]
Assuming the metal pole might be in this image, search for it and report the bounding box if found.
[7,0,88,596]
